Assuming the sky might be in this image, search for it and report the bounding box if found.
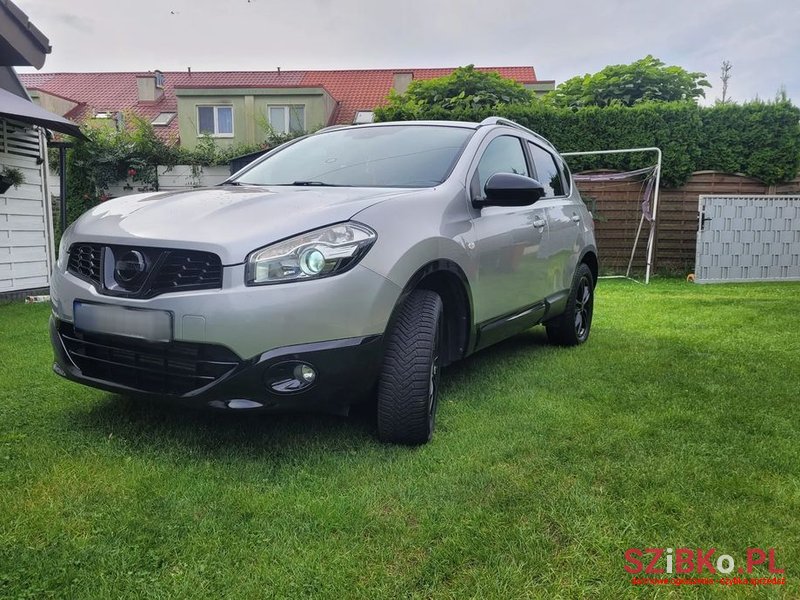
[15,0,800,104]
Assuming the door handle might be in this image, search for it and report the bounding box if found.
[532,217,546,229]
[571,214,581,223]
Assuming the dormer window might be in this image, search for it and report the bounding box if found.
[151,112,176,126]
[353,111,374,124]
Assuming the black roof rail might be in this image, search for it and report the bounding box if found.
[478,116,553,146]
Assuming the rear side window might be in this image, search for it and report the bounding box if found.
[527,142,565,197]
[558,158,572,195]
[476,136,529,195]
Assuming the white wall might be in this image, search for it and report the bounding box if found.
[48,165,232,198]
[0,121,53,293]
[156,165,230,190]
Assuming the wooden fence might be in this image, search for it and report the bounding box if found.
[575,171,800,273]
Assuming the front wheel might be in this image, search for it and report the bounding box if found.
[546,263,594,346]
[376,289,443,445]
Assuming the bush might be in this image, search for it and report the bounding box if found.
[375,100,800,187]
[546,55,711,108]
[697,100,800,183]
[51,114,304,226]
[374,65,535,120]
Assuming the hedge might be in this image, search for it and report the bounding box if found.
[374,101,800,187]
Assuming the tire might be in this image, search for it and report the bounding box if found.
[546,263,594,346]
[377,289,443,445]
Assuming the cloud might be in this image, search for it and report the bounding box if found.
[14,0,799,102]
[55,13,94,34]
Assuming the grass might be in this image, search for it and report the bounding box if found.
[1,279,799,599]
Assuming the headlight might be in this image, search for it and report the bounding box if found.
[56,226,73,270]
[246,222,377,285]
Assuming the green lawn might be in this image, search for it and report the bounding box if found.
[1,280,798,599]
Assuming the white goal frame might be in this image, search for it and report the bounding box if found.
[562,147,662,284]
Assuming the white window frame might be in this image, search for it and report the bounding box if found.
[151,112,176,127]
[267,104,306,134]
[196,105,234,138]
[353,111,375,125]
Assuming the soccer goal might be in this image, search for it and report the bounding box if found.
[561,148,662,284]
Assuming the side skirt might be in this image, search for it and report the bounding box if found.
[473,288,570,352]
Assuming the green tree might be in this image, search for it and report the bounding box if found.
[374,65,535,121]
[547,55,711,108]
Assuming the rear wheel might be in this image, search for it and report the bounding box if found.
[546,263,594,346]
[377,289,443,445]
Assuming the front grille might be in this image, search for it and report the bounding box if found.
[66,243,223,299]
[148,250,224,296]
[58,321,240,395]
[67,244,102,284]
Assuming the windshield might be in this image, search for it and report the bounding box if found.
[233,125,474,187]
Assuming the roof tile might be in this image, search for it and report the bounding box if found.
[19,66,538,141]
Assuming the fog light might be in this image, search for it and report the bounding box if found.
[265,361,318,394]
[295,364,316,383]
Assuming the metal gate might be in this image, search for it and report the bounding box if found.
[695,195,800,283]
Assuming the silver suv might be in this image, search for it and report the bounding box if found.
[51,117,597,444]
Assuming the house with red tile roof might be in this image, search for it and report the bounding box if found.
[20,67,553,148]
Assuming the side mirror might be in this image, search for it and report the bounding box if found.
[474,172,546,208]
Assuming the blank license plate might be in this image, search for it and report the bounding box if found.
[74,302,172,342]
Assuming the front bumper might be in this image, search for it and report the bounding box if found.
[50,262,400,359]
[51,316,383,411]
[49,260,400,410]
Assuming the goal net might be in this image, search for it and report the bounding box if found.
[562,148,662,284]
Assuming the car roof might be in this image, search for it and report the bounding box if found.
[319,119,557,151]
[316,120,480,133]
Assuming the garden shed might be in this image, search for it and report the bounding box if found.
[0,0,82,296]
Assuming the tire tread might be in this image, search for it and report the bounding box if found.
[546,263,594,347]
[377,289,442,445]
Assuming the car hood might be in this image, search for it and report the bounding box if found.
[70,186,417,264]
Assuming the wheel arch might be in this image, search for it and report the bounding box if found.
[390,260,474,366]
[579,249,599,286]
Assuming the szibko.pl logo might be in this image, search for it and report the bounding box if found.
[624,547,784,579]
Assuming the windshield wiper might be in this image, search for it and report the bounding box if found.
[226,181,345,187]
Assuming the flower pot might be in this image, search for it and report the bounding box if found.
[0,178,13,194]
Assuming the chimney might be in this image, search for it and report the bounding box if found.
[392,72,413,94]
[136,71,165,102]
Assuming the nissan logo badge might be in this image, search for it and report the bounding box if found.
[115,250,146,283]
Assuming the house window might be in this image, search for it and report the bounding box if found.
[197,105,233,137]
[353,111,374,124]
[151,112,176,126]
[268,105,305,134]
